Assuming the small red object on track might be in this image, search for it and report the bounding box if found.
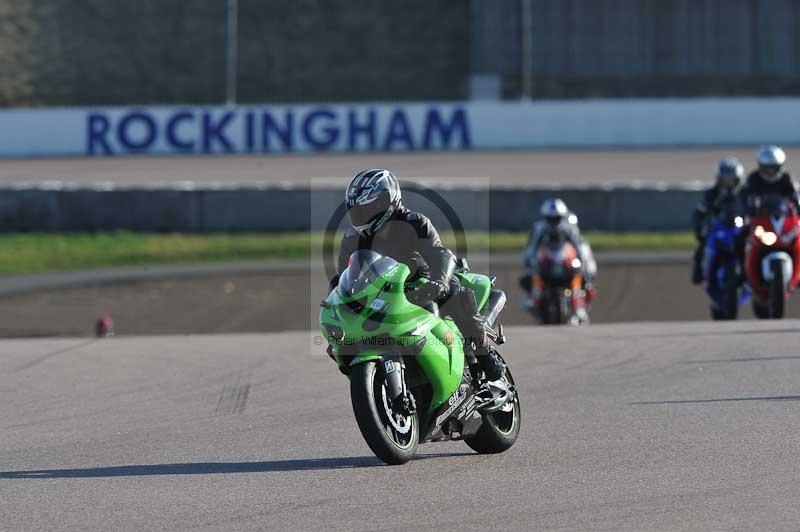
[95,316,115,337]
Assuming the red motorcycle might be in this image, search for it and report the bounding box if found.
[745,195,800,319]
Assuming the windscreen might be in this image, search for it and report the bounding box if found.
[715,197,741,225]
[537,241,572,266]
[338,250,398,297]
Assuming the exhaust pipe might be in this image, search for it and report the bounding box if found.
[480,290,507,328]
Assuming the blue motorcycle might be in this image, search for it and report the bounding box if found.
[703,207,749,320]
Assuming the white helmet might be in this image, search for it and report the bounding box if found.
[345,169,402,237]
[757,145,787,183]
[540,198,568,225]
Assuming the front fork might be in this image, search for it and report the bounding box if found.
[379,355,416,416]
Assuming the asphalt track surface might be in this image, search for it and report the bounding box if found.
[3,321,800,531]
[3,149,800,530]
[2,146,795,187]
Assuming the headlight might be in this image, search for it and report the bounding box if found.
[324,324,345,343]
[753,225,777,246]
[760,231,778,246]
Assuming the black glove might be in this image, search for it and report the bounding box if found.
[406,281,447,306]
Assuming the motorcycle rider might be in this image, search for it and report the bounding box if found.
[740,145,799,215]
[330,169,506,383]
[520,198,597,309]
[691,157,745,285]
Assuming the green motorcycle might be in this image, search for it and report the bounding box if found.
[320,250,520,465]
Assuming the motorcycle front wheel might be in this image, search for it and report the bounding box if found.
[350,361,418,465]
[713,263,739,320]
[753,300,770,319]
[769,262,785,319]
[539,293,561,325]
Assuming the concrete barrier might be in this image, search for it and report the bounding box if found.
[0,184,702,233]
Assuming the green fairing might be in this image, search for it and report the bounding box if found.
[455,272,492,309]
[320,262,466,411]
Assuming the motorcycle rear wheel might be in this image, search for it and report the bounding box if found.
[350,361,418,465]
[464,360,521,454]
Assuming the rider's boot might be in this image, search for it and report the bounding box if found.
[692,260,703,285]
[692,246,704,285]
[474,336,505,382]
[583,279,596,305]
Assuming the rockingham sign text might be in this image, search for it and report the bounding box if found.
[86,105,472,155]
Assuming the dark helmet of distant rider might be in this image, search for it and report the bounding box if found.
[756,145,787,183]
[715,157,744,192]
[345,169,402,237]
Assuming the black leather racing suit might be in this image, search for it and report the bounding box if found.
[332,206,487,352]
[739,171,800,214]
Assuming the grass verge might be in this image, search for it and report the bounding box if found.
[0,231,694,275]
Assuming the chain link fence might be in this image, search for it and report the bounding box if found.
[0,0,470,107]
[473,0,800,99]
[3,0,800,106]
